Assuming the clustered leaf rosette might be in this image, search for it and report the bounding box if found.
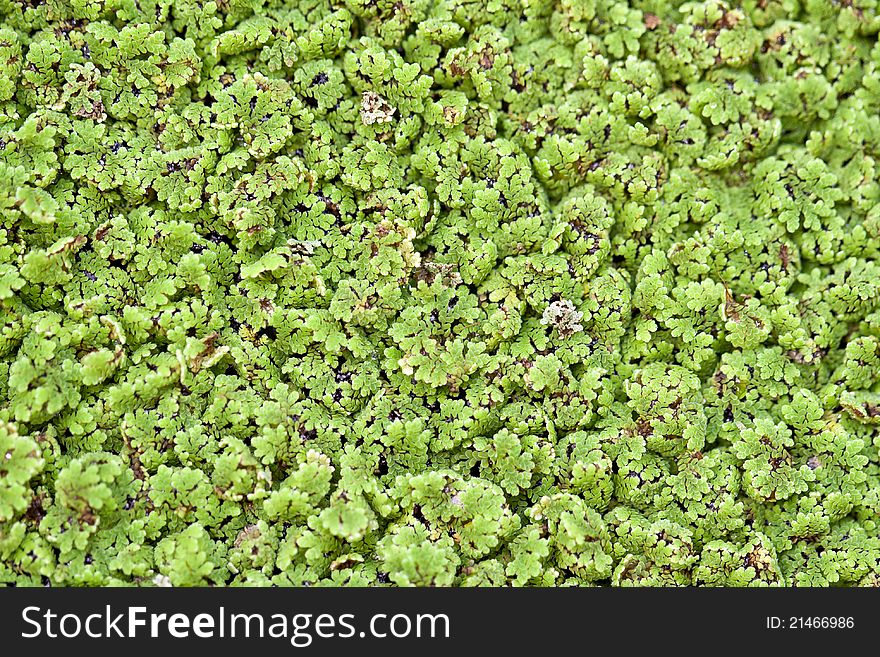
[3,0,880,587]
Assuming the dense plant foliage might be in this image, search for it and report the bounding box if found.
[3,0,880,586]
